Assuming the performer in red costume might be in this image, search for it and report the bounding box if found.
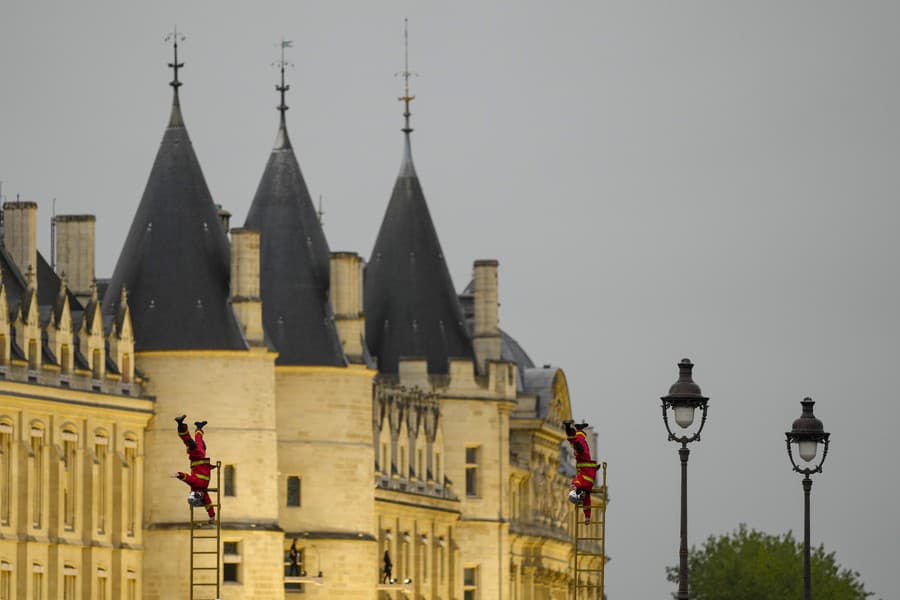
[564,419,597,525]
[172,415,216,524]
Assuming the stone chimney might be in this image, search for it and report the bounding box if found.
[330,251,365,362]
[216,204,231,234]
[472,259,501,373]
[230,229,264,345]
[54,215,96,304]
[3,201,38,285]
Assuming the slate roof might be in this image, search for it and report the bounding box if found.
[101,87,246,351]
[243,113,345,366]
[522,367,558,419]
[459,285,535,391]
[0,244,28,319]
[0,247,82,324]
[364,133,473,374]
[37,252,83,315]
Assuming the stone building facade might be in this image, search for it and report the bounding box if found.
[0,44,603,599]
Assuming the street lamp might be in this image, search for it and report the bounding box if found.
[785,397,830,600]
[661,358,709,600]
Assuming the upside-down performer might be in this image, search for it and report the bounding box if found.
[171,415,216,525]
[564,419,597,525]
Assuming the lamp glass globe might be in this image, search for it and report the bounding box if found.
[798,440,818,462]
[673,405,695,429]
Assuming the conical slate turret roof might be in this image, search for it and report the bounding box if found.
[364,131,473,374]
[243,95,345,366]
[101,69,246,351]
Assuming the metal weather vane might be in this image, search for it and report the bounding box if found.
[273,39,294,115]
[164,26,186,90]
[395,18,418,133]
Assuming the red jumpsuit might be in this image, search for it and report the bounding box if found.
[176,427,215,518]
[567,428,597,522]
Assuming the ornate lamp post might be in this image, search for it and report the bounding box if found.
[785,397,830,600]
[661,358,709,600]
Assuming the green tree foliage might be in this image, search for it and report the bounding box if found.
[666,524,875,600]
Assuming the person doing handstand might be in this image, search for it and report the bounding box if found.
[172,415,216,525]
[564,419,597,525]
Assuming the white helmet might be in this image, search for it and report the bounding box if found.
[568,489,584,505]
[188,491,205,507]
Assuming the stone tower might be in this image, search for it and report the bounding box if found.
[243,56,376,598]
[101,40,284,600]
[364,63,519,598]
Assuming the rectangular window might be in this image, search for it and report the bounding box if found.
[92,349,102,379]
[31,431,44,528]
[435,451,441,484]
[400,447,407,478]
[463,566,478,600]
[224,465,236,497]
[27,340,38,371]
[60,344,70,375]
[417,449,424,480]
[381,443,387,474]
[465,447,480,497]
[0,425,11,525]
[63,434,77,529]
[286,476,301,507]
[96,576,107,600]
[223,540,241,583]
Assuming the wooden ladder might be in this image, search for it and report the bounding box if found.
[189,460,222,599]
[573,461,607,599]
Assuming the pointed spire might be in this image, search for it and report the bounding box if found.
[120,285,128,307]
[396,19,418,177]
[245,40,346,366]
[58,271,68,297]
[89,277,98,303]
[273,39,294,150]
[365,18,474,375]
[165,26,186,128]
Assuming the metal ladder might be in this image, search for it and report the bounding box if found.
[573,461,607,599]
[189,460,222,599]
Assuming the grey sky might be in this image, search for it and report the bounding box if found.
[2,2,898,597]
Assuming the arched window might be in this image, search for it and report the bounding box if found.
[0,560,11,600]
[62,564,77,600]
[95,567,108,600]
[126,570,137,600]
[32,563,44,600]
[0,334,7,365]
